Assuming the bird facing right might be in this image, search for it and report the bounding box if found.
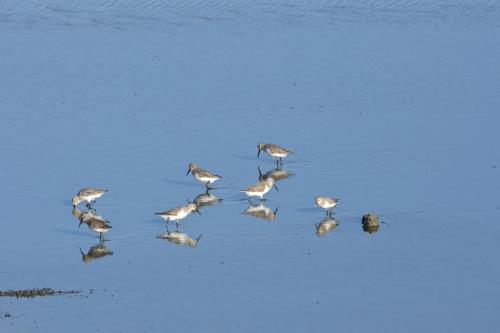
[155,203,201,226]
[240,177,278,200]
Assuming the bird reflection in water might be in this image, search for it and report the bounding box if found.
[193,191,222,209]
[258,166,294,182]
[157,225,202,248]
[79,241,113,263]
[72,207,108,224]
[315,218,339,237]
[243,202,279,221]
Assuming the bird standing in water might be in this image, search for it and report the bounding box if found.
[186,163,222,190]
[315,196,340,216]
[79,217,112,241]
[240,177,278,200]
[155,203,201,227]
[72,188,108,209]
[257,143,292,165]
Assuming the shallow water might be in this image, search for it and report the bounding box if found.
[1,1,500,332]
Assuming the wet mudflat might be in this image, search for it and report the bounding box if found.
[1,1,500,332]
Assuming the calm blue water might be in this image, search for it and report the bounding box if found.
[1,1,500,332]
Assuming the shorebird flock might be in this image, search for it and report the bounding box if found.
[71,142,380,254]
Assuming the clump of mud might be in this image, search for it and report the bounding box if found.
[0,288,80,298]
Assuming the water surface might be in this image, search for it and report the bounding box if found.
[1,1,500,332]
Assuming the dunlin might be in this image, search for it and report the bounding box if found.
[186,163,222,189]
[155,203,201,226]
[257,143,292,164]
[72,188,108,209]
[240,177,278,200]
[315,196,339,216]
[315,218,339,237]
[157,231,202,248]
[79,217,112,240]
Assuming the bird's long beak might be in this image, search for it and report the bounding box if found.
[78,221,82,228]
[274,206,279,215]
[274,184,279,192]
[196,234,203,242]
[195,208,202,215]
[257,148,261,158]
[186,168,191,176]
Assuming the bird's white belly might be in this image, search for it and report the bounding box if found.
[319,202,336,209]
[271,152,287,158]
[84,194,102,202]
[196,175,216,183]
[172,211,189,220]
[245,187,270,198]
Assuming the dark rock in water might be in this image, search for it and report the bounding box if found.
[363,224,380,234]
[362,213,380,233]
[362,213,379,226]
